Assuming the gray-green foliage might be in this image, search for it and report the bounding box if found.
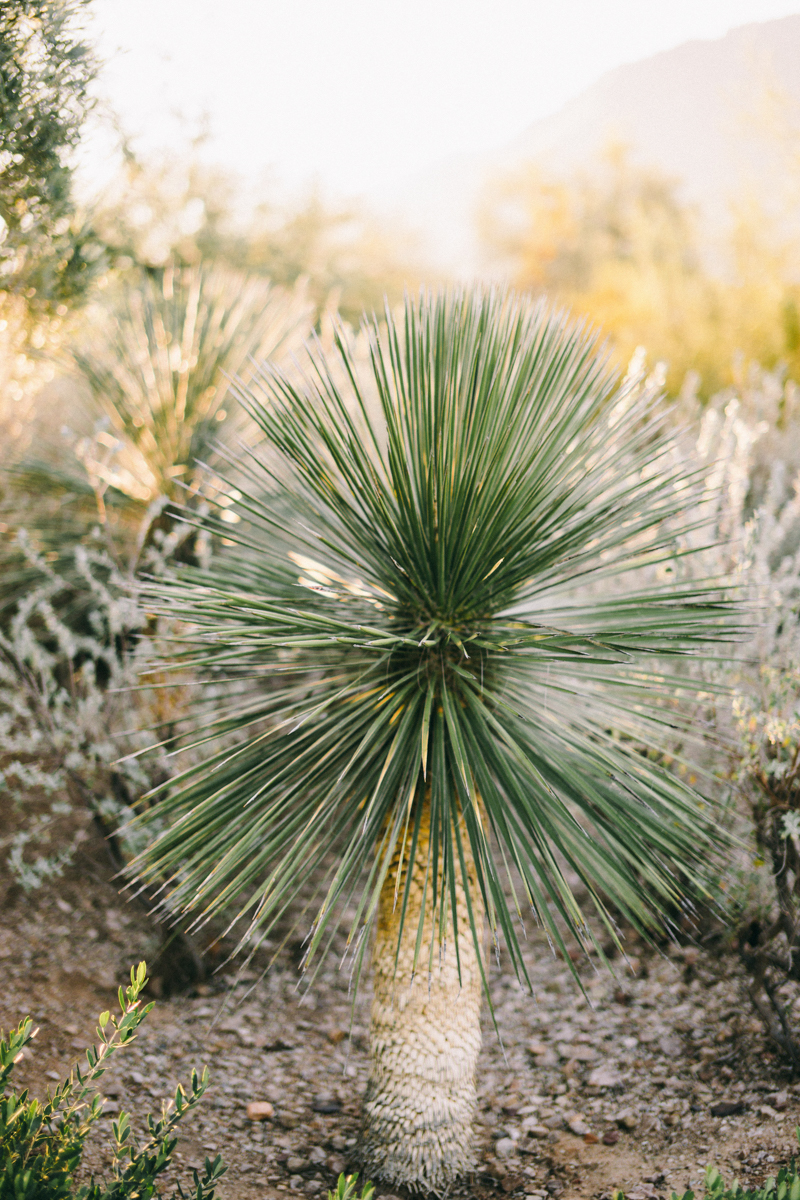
[0,962,225,1200]
[130,286,739,990]
[0,0,103,311]
[0,536,167,888]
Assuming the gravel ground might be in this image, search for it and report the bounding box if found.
[2,841,799,1200]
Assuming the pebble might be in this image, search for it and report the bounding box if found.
[525,1124,550,1139]
[567,1116,590,1136]
[495,1137,518,1157]
[587,1066,621,1088]
[709,1100,746,1118]
[614,1109,638,1130]
[286,1156,309,1171]
[557,1042,596,1061]
[246,1100,275,1121]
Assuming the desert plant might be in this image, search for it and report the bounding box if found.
[0,0,103,313]
[129,287,738,1192]
[70,264,311,517]
[327,1175,374,1200]
[668,1156,800,1199]
[0,961,226,1199]
[0,263,311,634]
[674,368,800,1067]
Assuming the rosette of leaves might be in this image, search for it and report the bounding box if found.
[131,286,737,1190]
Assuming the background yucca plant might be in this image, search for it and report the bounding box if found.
[130,287,738,1193]
[0,263,311,622]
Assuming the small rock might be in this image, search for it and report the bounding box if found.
[311,1094,341,1114]
[528,1040,550,1055]
[303,1183,322,1196]
[759,1104,779,1120]
[587,1066,620,1088]
[525,1125,550,1139]
[543,1114,565,1130]
[767,1091,789,1111]
[659,1035,683,1058]
[567,1116,590,1137]
[602,1128,620,1146]
[614,1109,638,1130]
[286,1156,309,1172]
[709,1100,746,1118]
[557,1042,596,1062]
[289,1176,304,1190]
[330,1135,347,1151]
[583,1131,599,1144]
[327,1029,346,1044]
[246,1101,275,1121]
[495,1137,518,1158]
[308,1146,327,1164]
[265,1038,295,1052]
[327,1155,346,1174]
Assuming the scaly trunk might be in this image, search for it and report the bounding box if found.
[359,799,484,1194]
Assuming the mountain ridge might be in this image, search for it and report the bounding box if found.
[376,14,800,275]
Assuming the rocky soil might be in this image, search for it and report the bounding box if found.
[2,841,799,1200]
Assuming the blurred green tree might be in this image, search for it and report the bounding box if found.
[0,0,104,313]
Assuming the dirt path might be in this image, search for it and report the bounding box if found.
[2,857,798,1200]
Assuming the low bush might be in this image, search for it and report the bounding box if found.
[0,961,225,1199]
[327,1175,374,1200]
[674,1160,800,1199]
[613,1151,800,1200]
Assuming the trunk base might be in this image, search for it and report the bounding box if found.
[360,802,484,1195]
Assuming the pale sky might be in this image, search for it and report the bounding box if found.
[85,0,800,203]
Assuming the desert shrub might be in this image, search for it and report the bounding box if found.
[0,534,185,889]
[673,1159,800,1199]
[327,1176,374,1200]
[0,962,225,1200]
[675,365,800,1063]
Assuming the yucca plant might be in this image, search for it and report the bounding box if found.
[0,264,311,624]
[130,287,737,1193]
[73,266,309,501]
